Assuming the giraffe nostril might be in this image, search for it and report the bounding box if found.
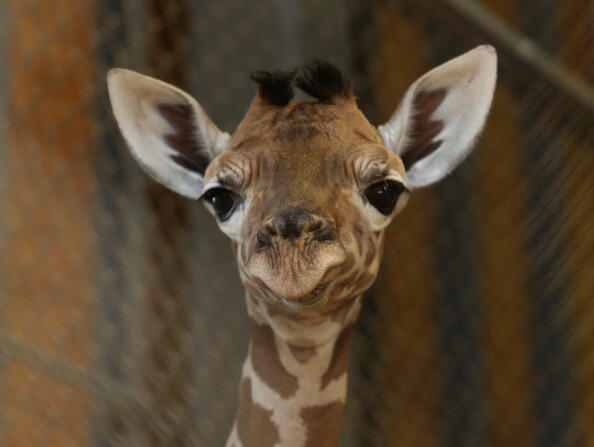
[306,219,323,233]
[260,218,277,235]
[256,219,277,250]
[256,230,272,250]
[314,223,335,242]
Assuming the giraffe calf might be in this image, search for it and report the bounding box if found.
[108,45,497,447]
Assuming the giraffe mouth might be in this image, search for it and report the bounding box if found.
[292,281,331,305]
[248,240,346,302]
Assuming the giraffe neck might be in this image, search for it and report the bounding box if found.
[226,294,362,447]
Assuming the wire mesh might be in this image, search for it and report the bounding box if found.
[0,0,592,446]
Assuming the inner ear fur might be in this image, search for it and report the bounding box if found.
[378,45,497,188]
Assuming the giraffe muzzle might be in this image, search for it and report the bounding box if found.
[249,208,346,302]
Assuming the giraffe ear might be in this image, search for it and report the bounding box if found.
[378,45,497,188]
[107,69,230,198]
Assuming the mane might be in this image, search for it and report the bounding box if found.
[250,60,352,106]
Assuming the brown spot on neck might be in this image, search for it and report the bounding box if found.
[288,344,317,364]
[321,325,353,390]
[237,378,280,447]
[300,401,345,447]
[249,319,299,398]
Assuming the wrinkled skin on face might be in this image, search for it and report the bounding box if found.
[202,99,409,311]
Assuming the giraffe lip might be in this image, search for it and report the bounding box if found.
[289,281,329,305]
[248,240,346,302]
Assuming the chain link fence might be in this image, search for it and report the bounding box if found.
[0,0,592,446]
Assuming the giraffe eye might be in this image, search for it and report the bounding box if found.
[364,180,407,215]
[202,187,241,221]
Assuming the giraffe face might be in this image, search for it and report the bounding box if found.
[201,101,409,306]
[108,47,497,309]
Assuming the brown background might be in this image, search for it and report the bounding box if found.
[0,0,592,446]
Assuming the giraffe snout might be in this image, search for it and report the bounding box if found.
[258,208,335,245]
[250,207,346,301]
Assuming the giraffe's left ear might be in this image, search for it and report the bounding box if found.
[378,45,497,187]
[107,69,230,199]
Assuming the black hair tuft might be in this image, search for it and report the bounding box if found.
[249,69,296,106]
[295,60,352,103]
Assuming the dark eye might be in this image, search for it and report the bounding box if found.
[202,187,241,221]
[364,180,407,215]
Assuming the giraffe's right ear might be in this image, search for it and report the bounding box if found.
[378,45,497,188]
[107,69,230,199]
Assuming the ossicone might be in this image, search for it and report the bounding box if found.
[295,60,353,103]
[250,60,354,106]
[250,69,296,106]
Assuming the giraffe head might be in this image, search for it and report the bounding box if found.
[107,46,496,311]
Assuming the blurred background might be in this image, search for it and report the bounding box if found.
[0,0,592,446]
